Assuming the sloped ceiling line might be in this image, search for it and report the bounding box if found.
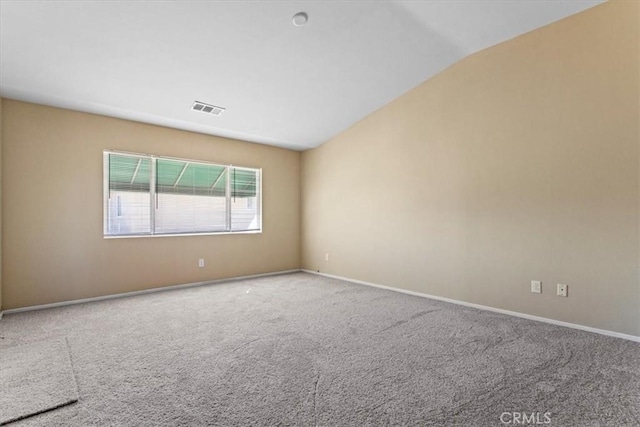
[0,0,604,150]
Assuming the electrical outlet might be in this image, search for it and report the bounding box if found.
[531,280,541,294]
[557,283,568,297]
[198,259,205,268]
[325,253,330,262]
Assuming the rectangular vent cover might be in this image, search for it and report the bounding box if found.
[192,101,225,116]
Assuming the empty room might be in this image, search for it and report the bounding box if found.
[0,0,638,426]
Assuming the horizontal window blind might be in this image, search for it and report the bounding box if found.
[230,167,260,232]
[105,153,152,235]
[104,151,262,237]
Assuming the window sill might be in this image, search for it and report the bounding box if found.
[104,230,262,239]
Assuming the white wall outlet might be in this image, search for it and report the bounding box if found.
[531,280,541,294]
[557,283,568,297]
[324,253,330,262]
[198,259,205,268]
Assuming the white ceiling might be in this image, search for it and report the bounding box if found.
[0,0,604,151]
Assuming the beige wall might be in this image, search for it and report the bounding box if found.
[2,100,300,309]
[302,1,640,336]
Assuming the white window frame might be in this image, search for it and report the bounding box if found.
[103,150,262,238]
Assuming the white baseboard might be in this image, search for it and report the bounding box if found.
[303,269,640,343]
[5,268,639,343]
[2,269,301,316]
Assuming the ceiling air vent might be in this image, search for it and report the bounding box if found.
[192,101,225,116]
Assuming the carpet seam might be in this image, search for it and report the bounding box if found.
[0,338,80,425]
[63,337,81,403]
[313,373,320,427]
[0,399,79,426]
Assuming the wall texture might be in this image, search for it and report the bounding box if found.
[302,1,640,336]
[2,100,301,309]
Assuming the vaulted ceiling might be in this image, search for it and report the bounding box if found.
[0,1,604,150]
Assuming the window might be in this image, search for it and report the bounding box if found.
[104,151,261,237]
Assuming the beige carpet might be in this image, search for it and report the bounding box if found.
[0,338,78,425]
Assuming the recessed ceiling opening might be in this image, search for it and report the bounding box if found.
[192,101,225,116]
